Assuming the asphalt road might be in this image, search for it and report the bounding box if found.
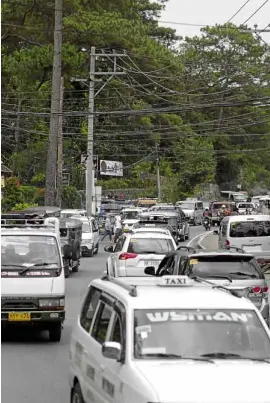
[1,226,206,403]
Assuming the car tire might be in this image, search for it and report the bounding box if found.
[88,245,94,257]
[72,263,79,273]
[71,382,84,403]
[72,241,81,261]
[65,265,70,278]
[49,322,62,342]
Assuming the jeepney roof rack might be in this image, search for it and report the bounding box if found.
[102,275,138,297]
[1,212,60,234]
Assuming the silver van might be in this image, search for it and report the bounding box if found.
[178,200,204,225]
[217,215,270,270]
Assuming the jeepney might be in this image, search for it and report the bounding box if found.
[59,218,82,278]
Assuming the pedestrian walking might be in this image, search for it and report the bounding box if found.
[101,216,112,241]
[113,216,123,243]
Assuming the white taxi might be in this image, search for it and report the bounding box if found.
[104,232,176,277]
[69,275,270,403]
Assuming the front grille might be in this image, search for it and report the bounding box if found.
[2,300,38,311]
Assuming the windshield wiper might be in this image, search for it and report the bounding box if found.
[192,275,232,282]
[230,271,257,278]
[140,353,214,363]
[19,263,58,275]
[201,352,270,363]
[1,264,25,268]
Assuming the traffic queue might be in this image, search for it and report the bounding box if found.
[1,201,270,403]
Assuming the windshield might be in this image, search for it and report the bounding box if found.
[180,203,195,210]
[123,211,139,220]
[82,222,92,233]
[186,256,262,279]
[1,235,61,268]
[230,221,270,237]
[237,203,254,209]
[128,238,174,254]
[234,194,246,201]
[151,206,176,211]
[212,203,230,209]
[134,309,270,360]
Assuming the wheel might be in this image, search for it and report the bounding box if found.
[88,245,94,257]
[72,241,80,261]
[71,382,84,403]
[72,263,79,273]
[49,322,62,342]
[94,242,99,255]
[65,266,70,278]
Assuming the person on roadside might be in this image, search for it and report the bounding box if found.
[101,216,112,242]
[113,215,123,243]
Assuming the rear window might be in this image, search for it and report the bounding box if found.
[187,256,263,280]
[229,221,270,237]
[212,203,230,209]
[127,238,174,255]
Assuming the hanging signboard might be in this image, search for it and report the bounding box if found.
[100,160,123,177]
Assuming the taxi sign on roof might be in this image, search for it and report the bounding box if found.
[158,275,194,287]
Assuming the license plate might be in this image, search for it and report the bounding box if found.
[144,261,158,267]
[8,312,31,321]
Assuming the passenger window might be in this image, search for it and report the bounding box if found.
[80,287,101,332]
[92,302,113,344]
[110,315,122,344]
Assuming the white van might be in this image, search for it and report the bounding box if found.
[71,216,99,257]
[176,199,204,225]
[121,208,142,232]
[1,215,65,342]
[217,215,270,268]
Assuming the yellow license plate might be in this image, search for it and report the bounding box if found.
[8,312,31,321]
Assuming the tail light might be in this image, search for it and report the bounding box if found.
[225,239,230,249]
[252,286,261,294]
[119,253,138,260]
[262,286,269,297]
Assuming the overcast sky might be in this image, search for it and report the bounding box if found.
[160,0,270,42]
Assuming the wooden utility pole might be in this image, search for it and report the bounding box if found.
[45,0,62,206]
[72,49,127,216]
[56,76,64,207]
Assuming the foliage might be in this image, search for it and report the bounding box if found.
[11,202,38,211]
[2,2,270,199]
[61,185,81,208]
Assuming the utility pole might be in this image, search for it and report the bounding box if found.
[45,0,62,206]
[86,47,96,217]
[56,76,64,207]
[72,49,127,216]
[156,143,161,200]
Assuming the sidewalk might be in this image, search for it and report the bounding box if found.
[200,233,218,250]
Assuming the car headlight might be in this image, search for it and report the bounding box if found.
[39,298,65,308]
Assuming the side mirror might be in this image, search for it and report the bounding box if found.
[63,244,72,259]
[144,266,156,276]
[213,230,219,235]
[104,245,114,253]
[102,341,122,360]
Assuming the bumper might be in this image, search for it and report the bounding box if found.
[1,310,65,324]
[81,244,93,253]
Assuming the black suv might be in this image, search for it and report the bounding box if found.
[144,246,269,326]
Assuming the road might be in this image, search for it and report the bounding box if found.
[1,225,206,403]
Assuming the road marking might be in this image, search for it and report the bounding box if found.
[187,230,214,249]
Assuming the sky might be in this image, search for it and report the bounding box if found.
[160,0,270,43]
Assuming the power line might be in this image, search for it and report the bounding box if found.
[242,0,269,25]
[227,0,250,22]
